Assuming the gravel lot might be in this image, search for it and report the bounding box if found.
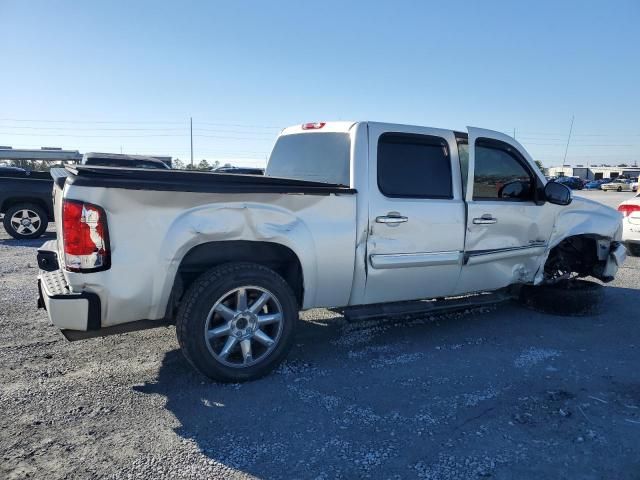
[1,190,639,479]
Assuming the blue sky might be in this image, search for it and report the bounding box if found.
[1,0,638,167]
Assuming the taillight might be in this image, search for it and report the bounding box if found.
[62,199,110,272]
[301,122,326,130]
[618,204,640,217]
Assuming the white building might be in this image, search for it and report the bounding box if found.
[547,165,640,180]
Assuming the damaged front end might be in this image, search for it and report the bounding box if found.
[542,235,626,284]
[538,196,626,285]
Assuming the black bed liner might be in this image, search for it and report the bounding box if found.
[56,165,356,195]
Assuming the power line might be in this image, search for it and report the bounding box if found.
[0,118,282,129]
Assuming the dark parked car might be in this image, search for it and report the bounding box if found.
[0,168,53,239]
[212,166,265,175]
[82,152,171,169]
[554,176,584,190]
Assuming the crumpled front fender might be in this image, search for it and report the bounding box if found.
[534,196,623,284]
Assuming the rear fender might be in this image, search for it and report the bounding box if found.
[156,202,318,313]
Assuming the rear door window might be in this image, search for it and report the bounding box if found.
[377,133,452,198]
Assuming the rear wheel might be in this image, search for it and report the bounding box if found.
[2,203,48,240]
[176,262,298,382]
[617,186,623,192]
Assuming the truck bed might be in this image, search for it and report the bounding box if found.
[56,165,357,195]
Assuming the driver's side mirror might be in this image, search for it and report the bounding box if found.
[544,181,572,205]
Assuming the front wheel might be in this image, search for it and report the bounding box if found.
[176,262,298,382]
[3,203,48,239]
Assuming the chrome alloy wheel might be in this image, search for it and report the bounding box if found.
[204,286,284,368]
[10,209,42,236]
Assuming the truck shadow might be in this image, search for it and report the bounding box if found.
[0,230,56,248]
[133,284,640,478]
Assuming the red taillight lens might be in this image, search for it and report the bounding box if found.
[301,122,326,130]
[618,204,640,217]
[62,199,110,272]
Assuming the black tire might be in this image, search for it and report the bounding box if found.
[176,262,298,382]
[627,243,640,257]
[519,279,604,316]
[2,203,48,240]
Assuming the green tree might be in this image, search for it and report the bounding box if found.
[534,160,544,173]
[197,159,211,170]
[173,158,185,169]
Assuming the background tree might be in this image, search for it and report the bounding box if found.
[197,159,211,170]
[172,158,185,170]
[534,160,545,173]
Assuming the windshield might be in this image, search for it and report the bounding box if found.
[266,132,351,186]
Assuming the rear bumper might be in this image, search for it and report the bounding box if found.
[38,268,102,332]
[622,218,640,244]
[36,244,171,340]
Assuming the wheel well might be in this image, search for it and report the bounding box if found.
[1,198,51,219]
[543,234,600,281]
[170,241,304,316]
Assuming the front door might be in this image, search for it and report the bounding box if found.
[361,123,466,304]
[456,127,555,294]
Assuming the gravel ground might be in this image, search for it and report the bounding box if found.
[1,191,639,479]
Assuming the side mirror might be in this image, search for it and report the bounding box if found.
[544,181,572,206]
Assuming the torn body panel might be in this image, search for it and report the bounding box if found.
[534,196,625,284]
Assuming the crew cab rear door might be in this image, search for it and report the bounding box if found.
[456,127,554,294]
[361,123,465,304]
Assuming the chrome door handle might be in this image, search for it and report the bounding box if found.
[472,214,497,225]
[376,214,408,224]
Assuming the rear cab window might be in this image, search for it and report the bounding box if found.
[266,132,351,186]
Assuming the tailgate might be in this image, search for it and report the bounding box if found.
[50,168,69,261]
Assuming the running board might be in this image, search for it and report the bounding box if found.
[340,290,512,323]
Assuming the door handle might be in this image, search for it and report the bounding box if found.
[472,214,497,225]
[376,214,408,224]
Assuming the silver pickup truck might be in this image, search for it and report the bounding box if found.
[37,122,626,381]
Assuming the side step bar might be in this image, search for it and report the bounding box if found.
[339,290,513,323]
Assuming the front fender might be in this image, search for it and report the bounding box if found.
[549,196,623,248]
[534,196,623,284]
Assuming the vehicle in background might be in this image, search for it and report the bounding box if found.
[584,180,605,190]
[0,166,29,175]
[0,169,53,239]
[37,122,626,382]
[618,194,640,256]
[602,179,633,192]
[82,152,171,169]
[554,176,584,190]
[630,178,638,192]
[213,166,265,175]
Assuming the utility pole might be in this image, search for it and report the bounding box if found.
[190,117,194,168]
[562,115,574,165]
